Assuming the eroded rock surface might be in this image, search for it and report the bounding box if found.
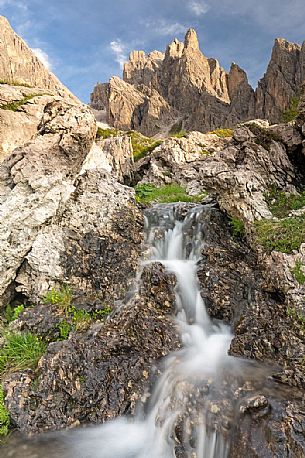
[5,263,180,433]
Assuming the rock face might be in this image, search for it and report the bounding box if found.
[91,29,305,135]
[0,16,75,100]
[5,263,180,433]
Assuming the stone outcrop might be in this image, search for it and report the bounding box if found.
[91,29,305,135]
[5,263,180,433]
[256,39,305,122]
[0,16,75,100]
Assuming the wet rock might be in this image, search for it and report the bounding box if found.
[4,263,180,433]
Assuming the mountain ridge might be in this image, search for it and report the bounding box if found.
[91,28,305,136]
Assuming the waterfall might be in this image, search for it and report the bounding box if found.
[5,203,254,457]
[67,203,239,458]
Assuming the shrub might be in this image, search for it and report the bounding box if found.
[291,260,305,285]
[254,215,305,253]
[282,96,300,123]
[265,187,305,218]
[209,128,233,138]
[230,218,245,237]
[0,332,47,376]
[135,183,205,205]
[0,388,10,437]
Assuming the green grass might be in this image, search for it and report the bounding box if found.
[126,131,162,162]
[42,286,72,316]
[0,94,41,111]
[0,388,10,437]
[254,215,305,253]
[0,332,47,376]
[265,187,305,218]
[287,306,305,331]
[96,127,120,139]
[230,218,245,237]
[135,183,205,205]
[209,128,233,138]
[282,96,300,123]
[291,260,305,285]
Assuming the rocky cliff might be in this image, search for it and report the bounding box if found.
[91,29,305,136]
[0,16,75,100]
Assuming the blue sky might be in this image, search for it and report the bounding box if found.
[1,0,305,102]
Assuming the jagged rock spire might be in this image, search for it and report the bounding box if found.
[184,28,199,50]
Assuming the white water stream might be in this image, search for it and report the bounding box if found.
[5,203,249,458]
[66,204,237,458]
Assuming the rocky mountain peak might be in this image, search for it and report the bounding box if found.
[0,15,75,100]
[184,28,199,50]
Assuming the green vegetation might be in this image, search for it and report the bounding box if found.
[254,215,305,253]
[282,96,300,123]
[0,79,32,88]
[0,94,41,111]
[247,123,281,151]
[96,127,120,139]
[169,120,183,135]
[209,128,233,138]
[0,388,10,438]
[135,183,205,205]
[291,260,305,285]
[171,130,188,138]
[42,285,72,316]
[0,332,47,376]
[265,187,305,218]
[126,131,162,161]
[230,218,245,237]
[58,321,72,340]
[5,304,25,323]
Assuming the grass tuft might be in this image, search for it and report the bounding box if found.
[230,218,245,237]
[42,286,72,316]
[0,332,47,376]
[96,127,120,139]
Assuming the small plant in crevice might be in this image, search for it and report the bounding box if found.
[125,131,162,162]
[287,306,305,330]
[291,260,305,285]
[230,218,245,237]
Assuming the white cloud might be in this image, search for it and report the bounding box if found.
[143,19,187,37]
[32,47,52,70]
[189,1,210,16]
[110,40,128,68]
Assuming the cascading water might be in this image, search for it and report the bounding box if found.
[4,203,254,457]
